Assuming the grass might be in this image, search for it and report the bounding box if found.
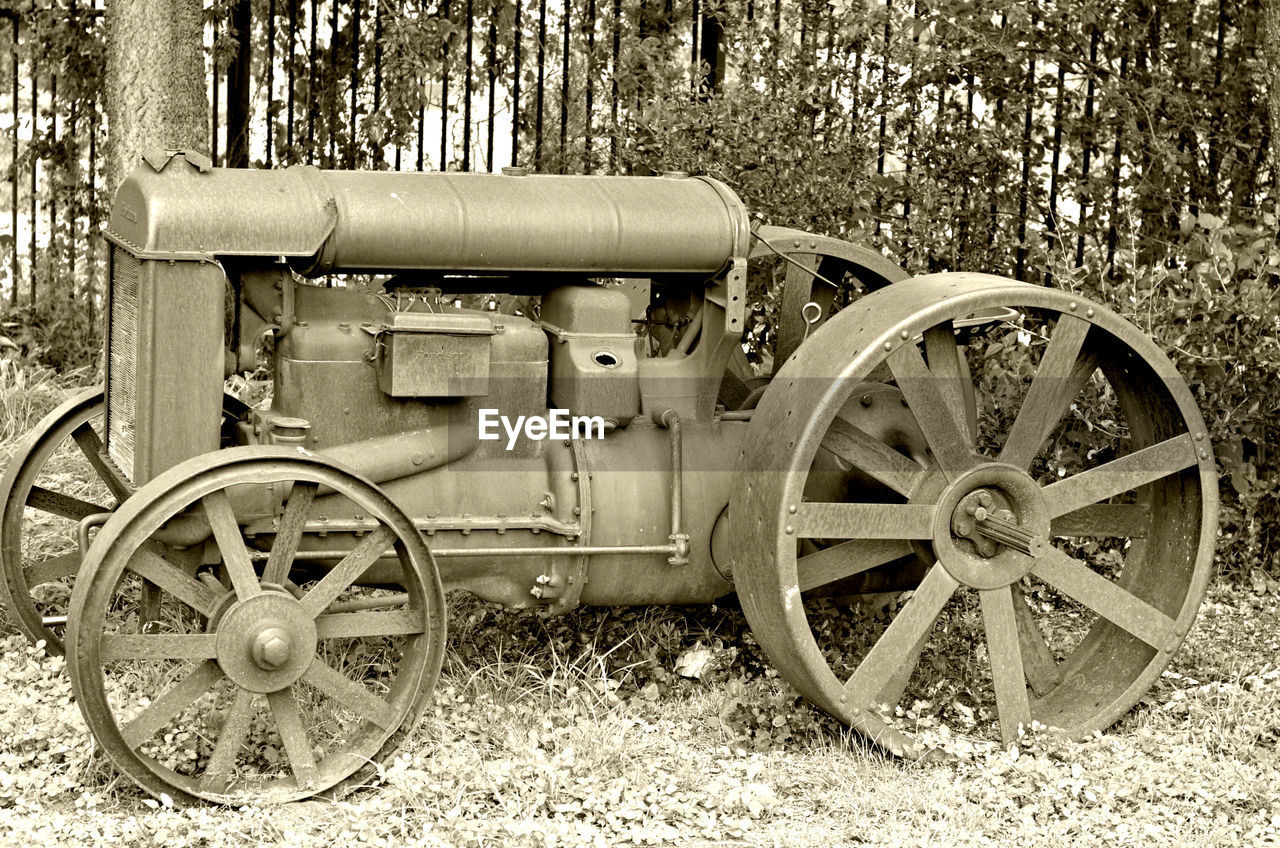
[1,370,1279,846]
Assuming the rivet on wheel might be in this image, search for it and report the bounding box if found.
[1086,307,1095,318]
[784,525,794,535]
[1068,302,1077,311]
[1198,448,1208,459]
[900,330,910,339]
[788,504,797,514]
[1195,432,1205,441]
[883,341,892,351]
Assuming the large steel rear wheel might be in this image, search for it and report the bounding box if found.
[731,273,1216,753]
[66,447,445,804]
[0,389,129,653]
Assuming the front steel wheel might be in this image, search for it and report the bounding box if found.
[67,447,445,804]
[731,273,1216,753]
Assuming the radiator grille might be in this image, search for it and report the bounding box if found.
[106,246,139,481]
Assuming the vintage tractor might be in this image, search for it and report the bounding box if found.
[0,151,1216,804]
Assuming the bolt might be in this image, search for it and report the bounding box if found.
[860,394,873,407]
[252,628,291,670]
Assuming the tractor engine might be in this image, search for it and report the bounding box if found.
[102,151,765,612]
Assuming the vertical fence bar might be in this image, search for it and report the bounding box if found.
[691,0,699,85]
[463,0,473,171]
[49,72,56,281]
[287,0,297,156]
[88,31,97,329]
[486,3,496,171]
[610,0,618,172]
[1044,57,1065,285]
[512,0,522,167]
[308,0,317,163]
[267,0,276,166]
[1014,13,1036,281]
[441,0,451,170]
[329,0,338,166]
[212,18,220,166]
[1076,25,1098,268]
[9,16,18,304]
[29,50,36,302]
[559,0,568,172]
[535,0,545,167]
[417,0,426,169]
[874,0,890,237]
[349,0,360,168]
[1106,35,1128,278]
[374,0,384,168]
[584,0,594,173]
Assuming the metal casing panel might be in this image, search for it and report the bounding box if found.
[377,333,491,397]
[105,256,225,484]
[107,157,336,261]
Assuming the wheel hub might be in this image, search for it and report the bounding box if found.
[215,591,316,693]
[931,465,1050,590]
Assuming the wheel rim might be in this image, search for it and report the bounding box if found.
[0,388,126,653]
[67,447,445,804]
[731,273,1216,752]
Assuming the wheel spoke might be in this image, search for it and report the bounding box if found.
[844,564,959,709]
[71,421,131,502]
[315,608,426,638]
[126,548,222,618]
[887,342,977,480]
[203,490,261,601]
[1032,548,1177,649]
[267,686,319,789]
[796,539,914,592]
[101,633,218,661]
[821,417,930,498]
[264,483,317,586]
[1050,503,1151,538]
[300,659,399,729]
[1042,434,1198,518]
[1012,585,1063,696]
[120,660,224,749]
[980,586,1033,744]
[24,551,80,586]
[201,689,256,793]
[923,321,972,443]
[795,502,936,541]
[998,315,1096,469]
[299,526,396,618]
[26,485,110,521]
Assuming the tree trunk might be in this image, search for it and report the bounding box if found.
[105,0,210,196]
[1266,0,1280,181]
